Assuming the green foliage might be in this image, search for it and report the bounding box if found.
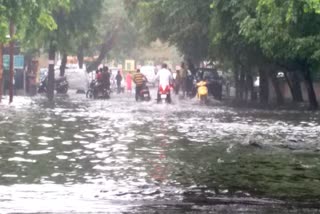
[126,0,212,63]
[239,0,320,69]
[0,0,70,46]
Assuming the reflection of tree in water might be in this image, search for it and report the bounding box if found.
[147,118,171,183]
[149,142,168,183]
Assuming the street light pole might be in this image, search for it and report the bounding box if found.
[9,20,15,104]
[0,43,3,103]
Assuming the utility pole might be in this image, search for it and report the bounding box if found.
[9,20,15,104]
[47,40,56,101]
[0,43,3,103]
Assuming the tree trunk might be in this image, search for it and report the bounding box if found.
[259,68,269,104]
[284,71,295,102]
[234,67,240,101]
[239,68,245,101]
[284,71,303,103]
[0,43,3,103]
[47,42,56,101]
[247,72,255,102]
[77,46,84,69]
[303,67,318,110]
[87,22,121,72]
[60,53,67,77]
[270,70,284,105]
[292,70,303,102]
[9,21,15,104]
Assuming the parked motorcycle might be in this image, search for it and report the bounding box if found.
[38,76,69,94]
[157,84,172,104]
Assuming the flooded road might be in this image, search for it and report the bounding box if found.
[1,91,320,213]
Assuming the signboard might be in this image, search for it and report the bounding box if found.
[125,60,135,71]
[2,55,24,70]
[3,55,9,70]
[14,55,24,69]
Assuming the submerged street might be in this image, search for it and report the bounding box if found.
[0,92,320,213]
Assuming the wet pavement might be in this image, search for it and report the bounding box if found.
[0,91,320,213]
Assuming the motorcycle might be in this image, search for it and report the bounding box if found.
[38,76,69,94]
[196,81,208,104]
[137,82,151,102]
[86,80,110,99]
[55,76,69,94]
[157,83,172,104]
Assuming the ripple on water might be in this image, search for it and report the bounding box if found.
[8,157,36,163]
[56,155,68,160]
[12,140,30,146]
[2,174,18,178]
[62,141,72,145]
[41,124,53,128]
[38,136,54,141]
[28,150,51,155]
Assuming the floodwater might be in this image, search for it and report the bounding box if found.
[0,91,320,213]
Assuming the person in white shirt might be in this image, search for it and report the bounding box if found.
[155,63,173,103]
[155,63,173,88]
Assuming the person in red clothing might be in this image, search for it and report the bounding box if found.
[126,72,132,93]
[95,69,102,82]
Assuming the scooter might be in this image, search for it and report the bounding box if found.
[138,82,151,101]
[157,84,172,104]
[196,80,208,104]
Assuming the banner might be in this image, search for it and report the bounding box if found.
[2,55,24,70]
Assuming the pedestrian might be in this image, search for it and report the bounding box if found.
[174,69,182,95]
[126,72,132,93]
[180,62,187,97]
[102,66,110,90]
[116,70,122,94]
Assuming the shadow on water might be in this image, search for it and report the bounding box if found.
[0,93,320,213]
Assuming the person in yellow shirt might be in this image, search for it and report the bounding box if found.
[133,69,147,101]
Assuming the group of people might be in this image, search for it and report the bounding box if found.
[93,61,200,100]
[95,66,123,93]
[173,62,195,97]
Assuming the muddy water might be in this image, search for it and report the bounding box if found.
[0,92,320,213]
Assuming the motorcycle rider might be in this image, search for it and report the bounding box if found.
[95,69,102,83]
[155,63,173,102]
[102,66,111,91]
[133,69,147,101]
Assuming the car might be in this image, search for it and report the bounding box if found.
[197,68,223,100]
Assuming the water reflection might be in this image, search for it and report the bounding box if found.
[0,93,320,213]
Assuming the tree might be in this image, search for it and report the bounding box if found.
[239,0,320,109]
[0,1,8,102]
[87,0,136,72]
[52,0,103,75]
[0,0,63,103]
[125,0,212,65]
